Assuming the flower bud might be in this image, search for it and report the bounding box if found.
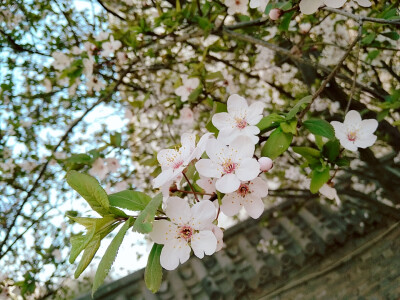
[259,157,273,172]
[269,8,281,21]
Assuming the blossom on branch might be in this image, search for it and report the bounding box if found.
[330,110,378,152]
[195,136,260,193]
[212,94,265,145]
[175,76,200,102]
[221,177,268,219]
[149,197,218,270]
[249,0,270,13]
[300,0,371,15]
[225,0,249,15]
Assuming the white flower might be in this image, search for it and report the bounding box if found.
[195,136,260,194]
[153,133,213,188]
[300,0,371,15]
[249,0,269,12]
[331,110,378,151]
[226,0,249,15]
[212,94,264,145]
[95,31,109,41]
[100,36,122,57]
[175,76,200,102]
[221,177,268,219]
[89,158,108,180]
[177,107,194,125]
[149,197,218,270]
[210,224,224,251]
[51,52,72,71]
[319,184,341,206]
[196,176,217,200]
[86,76,105,93]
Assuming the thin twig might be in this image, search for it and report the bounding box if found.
[345,22,363,114]
[323,7,400,25]
[97,0,126,21]
[183,172,199,202]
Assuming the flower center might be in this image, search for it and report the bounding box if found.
[173,160,184,169]
[222,159,237,174]
[186,87,193,93]
[179,225,193,241]
[235,0,241,4]
[235,118,247,129]
[238,184,249,197]
[347,131,357,142]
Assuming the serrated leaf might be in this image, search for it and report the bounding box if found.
[145,243,164,293]
[261,127,293,159]
[67,171,110,216]
[310,167,330,194]
[92,218,134,296]
[257,113,285,133]
[280,120,297,135]
[69,232,94,264]
[303,119,335,140]
[286,96,312,120]
[108,190,151,211]
[74,235,101,278]
[132,193,163,234]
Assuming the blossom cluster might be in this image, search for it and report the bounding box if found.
[150,94,273,270]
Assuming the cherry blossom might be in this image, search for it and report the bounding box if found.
[212,94,265,145]
[196,176,217,200]
[51,52,72,71]
[89,158,108,180]
[220,177,268,219]
[153,133,212,188]
[195,136,260,194]
[331,110,378,152]
[249,0,270,13]
[258,157,273,172]
[226,0,249,15]
[175,76,200,102]
[177,107,194,125]
[300,0,371,15]
[149,197,217,270]
[269,8,281,20]
[106,158,120,172]
[100,36,122,57]
[319,184,341,206]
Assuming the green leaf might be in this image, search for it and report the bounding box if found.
[261,128,293,159]
[145,243,164,293]
[188,85,202,102]
[108,190,151,211]
[278,11,295,31]
[322,139,340,162]
[362,32,376,45]
[74,234,101,278]
[292,146,321,163]
[257,113,285,133]
[280,120,297,135]
[286,96,312,120]
[92,218,134,296]
[205,101,227,134]
[67,153,92,164]
[110,132,122,147]
[381,31,399,40]
[336,157,350,167]
[66,171,110,216]
[70,232,94,264]
[303,119,335,140]
[310,167,330,194]
[132,193,163,234]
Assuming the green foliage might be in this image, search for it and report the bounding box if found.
[108,190,152,211]
[293,146,321,164]
[310,166,330,193]
[261,127,293,159]
[206,101,227,134]
[145,243,164,293]
[75,235,101,278]
[322,139,340,163]
[303,119,336,140]
[92,217,134,296]
[132,193,163,234]
[66,171,110,216]
[286,96,312,120]
[257,113,285,133]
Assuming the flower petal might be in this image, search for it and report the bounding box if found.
[355,0,371,6]
[236,158,260,181]
[212,112,233,130]
[230,136,255,159]
[181,133,196,152]
[356,135,377,149]
[165,196,191,225]
[344,110,361,126]
[339,137,358,151]
[160,239,191,270]
[216,173,241,194]
[190,200,217,230]
[243,195,264,219]
[191,231,217,258]
[331,121,347,140]
[359,119,378,136]
[323,0,347,8]
[221,193,242,216]
[227,94,248,114]
[195,159,222,178]
[247,102,265,125]
[157,149,179,168]
[300,0,323,14]
[249,177,269,197]
[153,168,174,188]
[149,220,178,244]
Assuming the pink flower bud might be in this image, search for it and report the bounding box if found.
[269,8,281,21]
[259,157,273,172]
